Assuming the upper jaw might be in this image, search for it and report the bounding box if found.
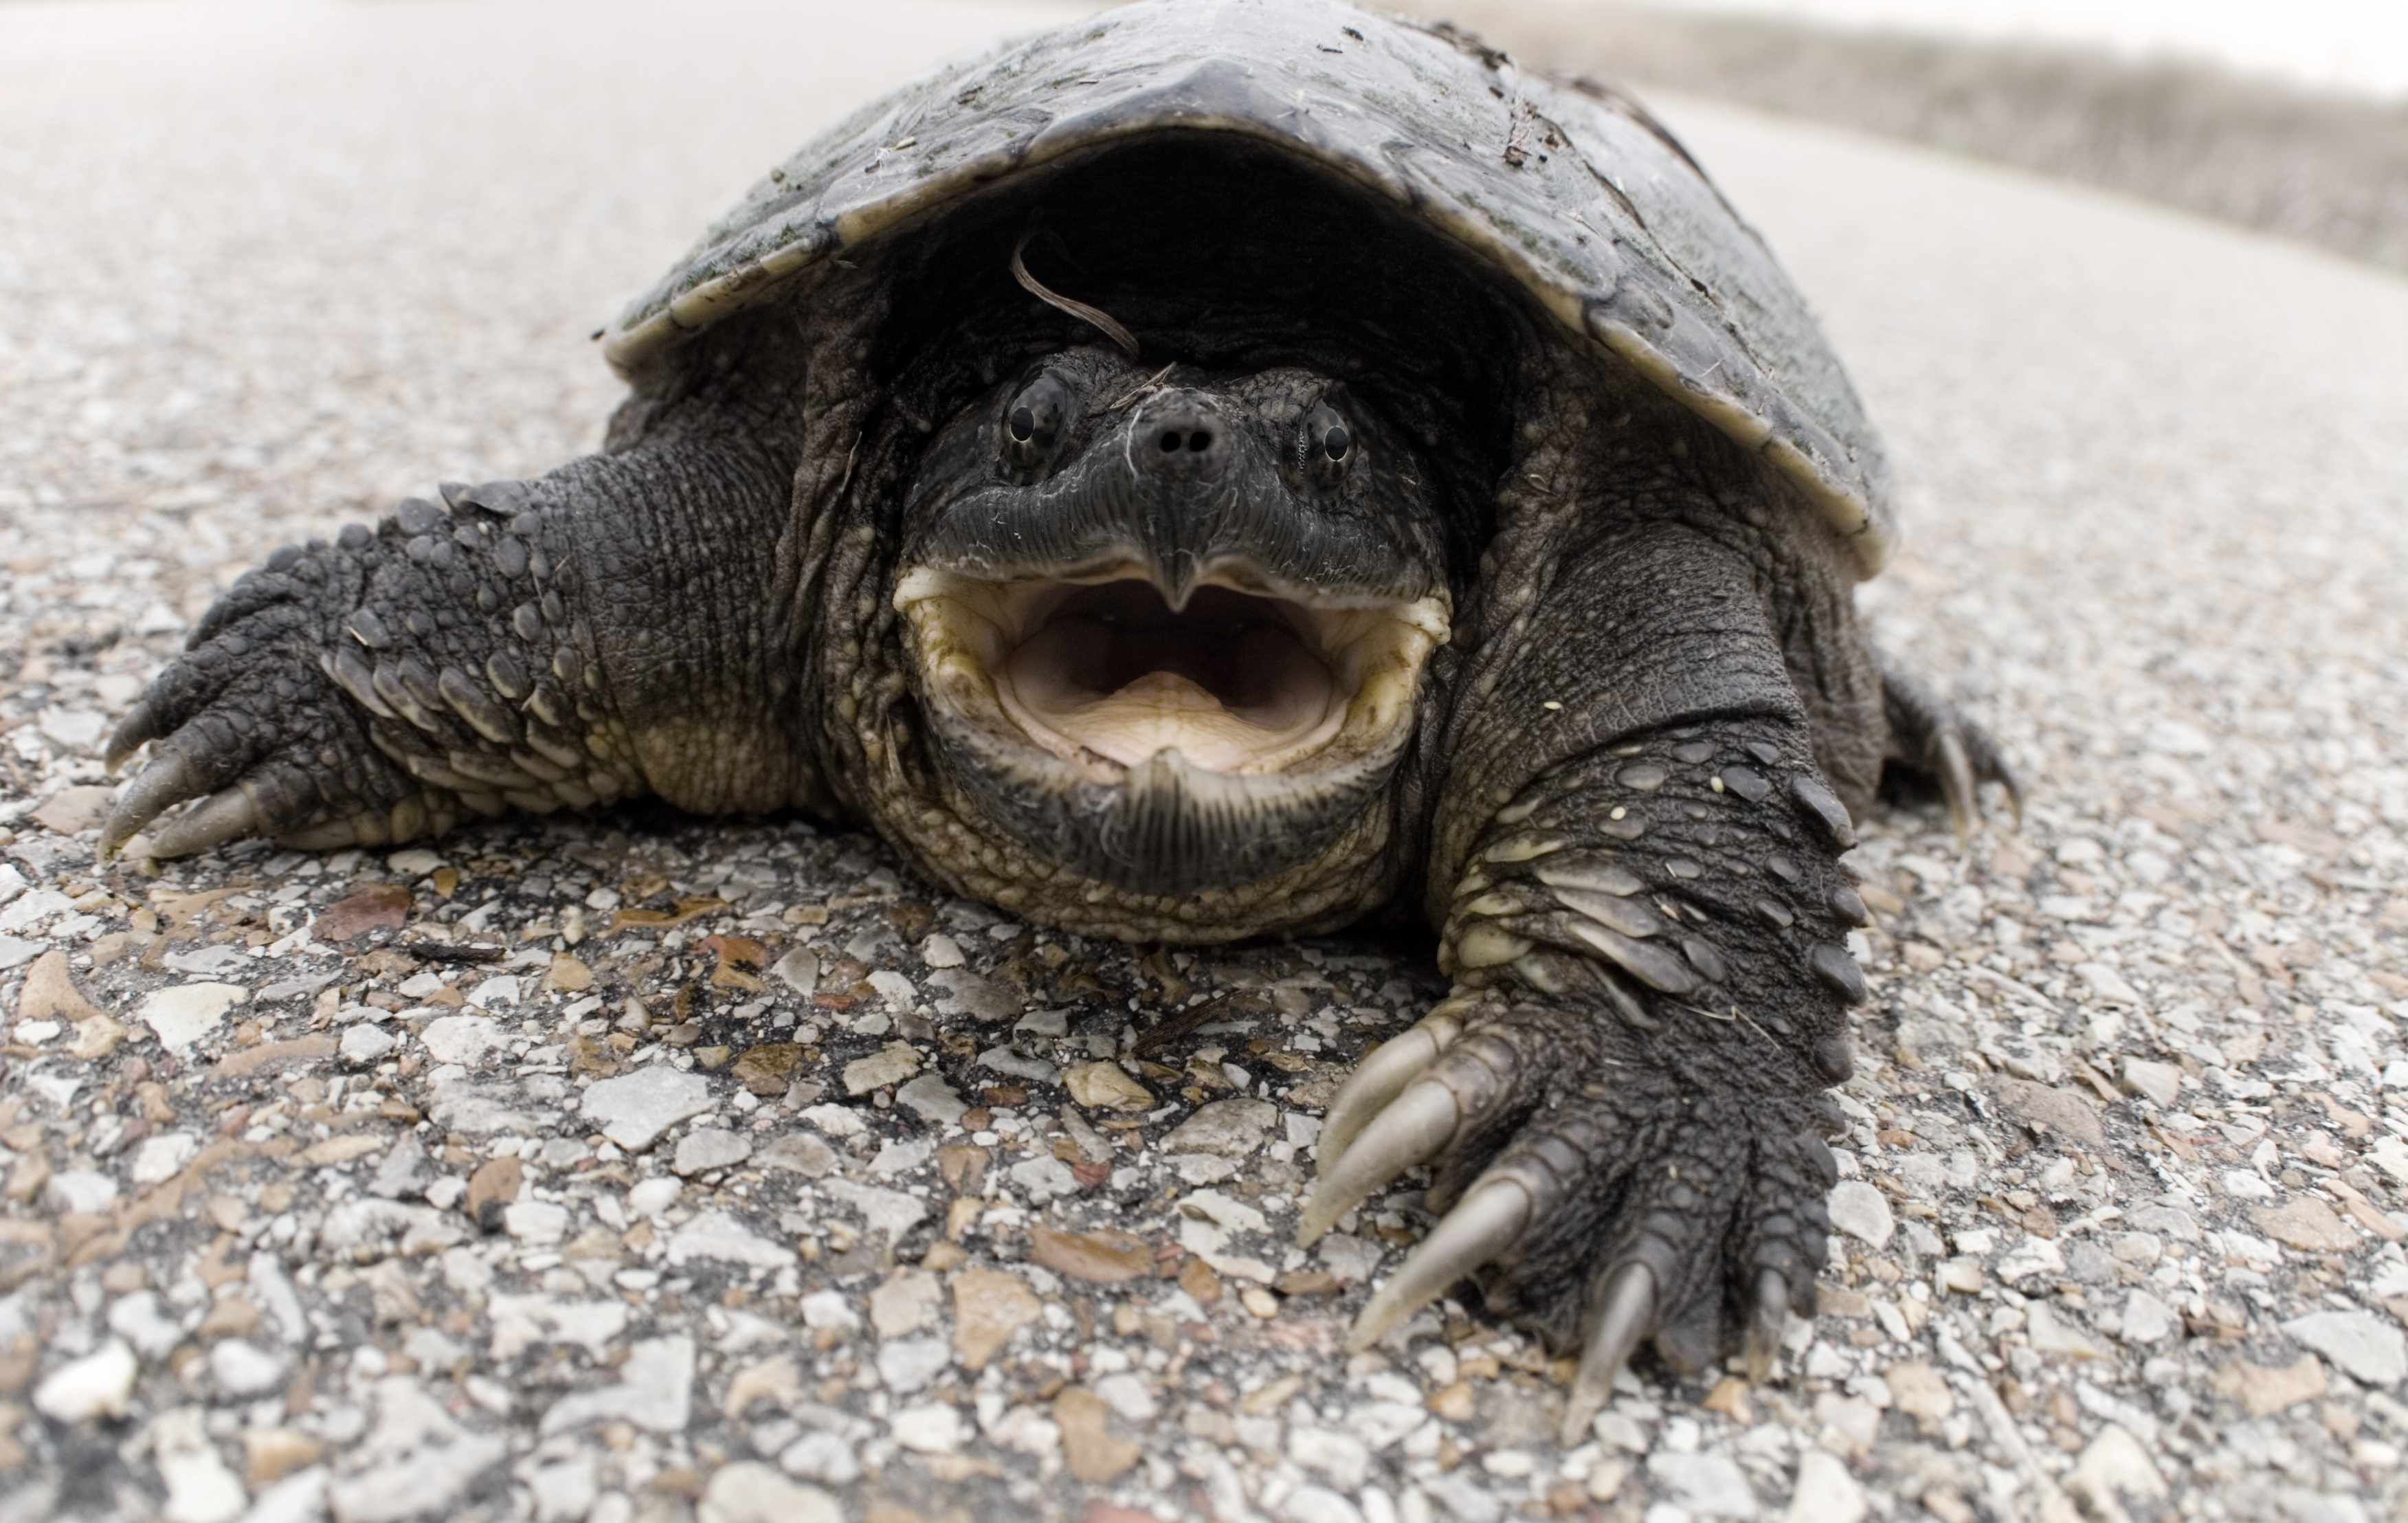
[896,559,1448,778]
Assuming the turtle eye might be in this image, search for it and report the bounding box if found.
[1302,402,1354,487]
[1001,372,1071,474]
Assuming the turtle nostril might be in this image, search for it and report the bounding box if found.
[1159,431,1183,452]
[1187,430,1212,452]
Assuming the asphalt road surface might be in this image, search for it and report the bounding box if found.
[4,4,2407,1523]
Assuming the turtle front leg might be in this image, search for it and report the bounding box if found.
[1302,520,1876,1438]
[102,324,832,860]
[101,479,649,858]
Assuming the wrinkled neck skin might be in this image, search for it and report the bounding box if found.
[819,344,1457,943]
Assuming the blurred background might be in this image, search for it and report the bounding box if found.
[1388,0,2408,272]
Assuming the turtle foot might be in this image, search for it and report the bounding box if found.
[102,485,629,860]
[1302,989,1840,1443]
[1306,718,1870,1436]
[100,532,452,860]
[1877,655,2020,838]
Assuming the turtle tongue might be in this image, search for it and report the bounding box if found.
[1050,671,1280,772]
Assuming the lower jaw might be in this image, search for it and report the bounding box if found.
[928,720,1409,898]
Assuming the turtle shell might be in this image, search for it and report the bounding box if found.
[606,0,1895,574]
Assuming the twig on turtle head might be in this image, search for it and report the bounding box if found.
[1012,230,1141,359]
[1098,361,1178,412]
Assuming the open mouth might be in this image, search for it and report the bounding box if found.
[894,564,1449,784]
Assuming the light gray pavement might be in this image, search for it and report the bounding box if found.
[3,5,2408,1522]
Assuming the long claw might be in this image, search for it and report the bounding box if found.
[98,755,199,861]
[1560,1261,1656,1446]
[1317,1010,1465,1172]
[104,701,160,775]
[147,786,260,858]
[1743,1268,1787,1383]
[1346,1176,1531,1353]
[1936,730,1978,843]
[1298,1079,1459,1246]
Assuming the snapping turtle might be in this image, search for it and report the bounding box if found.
[103,0,2010,1430]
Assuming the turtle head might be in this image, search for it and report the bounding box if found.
[891,347,1450,903]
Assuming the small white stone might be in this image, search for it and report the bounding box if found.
[1826,1179,1893,1249]
[869,1270,942,1337]
[666,1210,794,1269]
[341,1023,399,1066]
[504,1201,570,1245]
[2075,963,2141,1005]
[1012,1007,1069,1037]
[38,709,106,751]
[539,1336,695,1436]
[2026,1302,2108,1359]
[2121,1057,2182,1107]
[107,1291,185,1359]
[1162,1098,1280,1157]
[420,1014,507,1065]
[1009,1155,1078,1203]
[627,1177,682,1216]
[1278,1487,1366,1523]
[771,947,819,997]
[876,1337,951,1394]
[1784,1449,1866,1523]
[525,1456,598,1523]
[155,1406,248,1523]
[1319,1233,1385,1285]
[32,1338,138,1422]
[821,1178,928,1242]
[894,1074,966,1126]
[1289,1425,1371,1491]
[1094,1370,1159,1425]
[2282,1309,2408,1386]
[1996,1235,2066,1282]
[582,1065,714,1151]
[142,981,247,1049]
[2220,1169,2276,1200]
[45,1168,120,1215]
[466,975,521,1009]
[889,1403,967,1455]
[673,1128,752,1177]
[210,1338,286,1397]
[1646,1451,1759,1518]
[799,1291,859,1331]
[777,1430,860,1485]
[130,1131,201,1186]
[241,1468,327,1523]
[2066,1425,2167,1515]
[796,1102,867,1137]
[697,1461,843,1523]
[756,1133,836,1177]
[869,1137,931,1177]
[2119,1289,2178,1343]
[842,1041,922,1095]
[920,934,964,968]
